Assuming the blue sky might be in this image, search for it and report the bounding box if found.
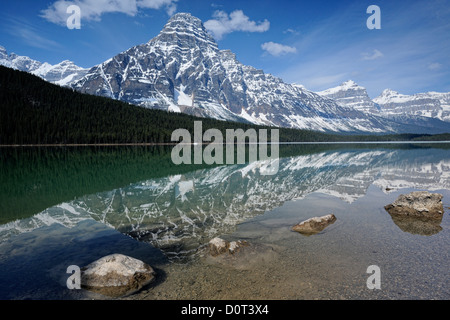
[1,0,449,98]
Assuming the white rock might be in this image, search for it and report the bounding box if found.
[81,253,156,297]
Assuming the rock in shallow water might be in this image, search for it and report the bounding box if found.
[208,237,249,256]
[292,214,337,235]
[384,191,444,220]
[384,191,445,235]
[206,238,279,270]
[81,253,156,298]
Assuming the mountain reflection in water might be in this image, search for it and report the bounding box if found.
[1,144,449,261]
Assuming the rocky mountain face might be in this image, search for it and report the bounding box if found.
[71,13,411,133]
[0,46,88,86]
[318,81,450,129]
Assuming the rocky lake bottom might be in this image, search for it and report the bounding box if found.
[125,188,450,300]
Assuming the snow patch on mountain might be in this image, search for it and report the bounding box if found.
[175,84,193,107]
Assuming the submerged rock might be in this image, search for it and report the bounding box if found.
[208,237,248,257]
[206,238,279,270]
[292,214,337,235]
[389,215,443,236]
[384,191,444,220]
[81,253,156,298]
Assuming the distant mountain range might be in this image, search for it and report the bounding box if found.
[0,45,88,86]
[1,13,449,134]
[317,80,450,124]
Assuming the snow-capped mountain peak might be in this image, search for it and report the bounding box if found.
[316,80,379,114]
[71,13,406,133]
[381,88,397,95]
[39,60,88,85]
[373,89,404,104]
[317,80,365,95]
[152,12,219,53]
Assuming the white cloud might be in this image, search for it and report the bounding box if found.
[15,27,62,50]
[4,16,62,50]
[261,42,297,56]
[204,10,270,40]
[428,62,442,71]
[41,0,178,25]
[283,28,300,35]
[361,49,384,61]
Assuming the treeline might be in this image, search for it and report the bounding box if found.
[0,66,448,144]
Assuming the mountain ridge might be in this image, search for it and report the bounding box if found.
[0,45,88,85]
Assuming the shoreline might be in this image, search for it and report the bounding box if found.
[1,141,450,147]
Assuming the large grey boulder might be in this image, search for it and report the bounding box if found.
[81,254,156,298]
[384,191,444,220]
[292,214,337,235]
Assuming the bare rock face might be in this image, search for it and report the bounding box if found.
[384,191,444,220]
[81,254,156,298]
[292,214,337,235]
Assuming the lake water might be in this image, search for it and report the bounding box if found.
[0,143,449,300]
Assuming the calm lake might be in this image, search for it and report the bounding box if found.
[0,143,449,300]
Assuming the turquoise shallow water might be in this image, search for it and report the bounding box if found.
[0,144,449,299]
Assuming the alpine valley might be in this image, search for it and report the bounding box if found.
[2,13,449,134]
